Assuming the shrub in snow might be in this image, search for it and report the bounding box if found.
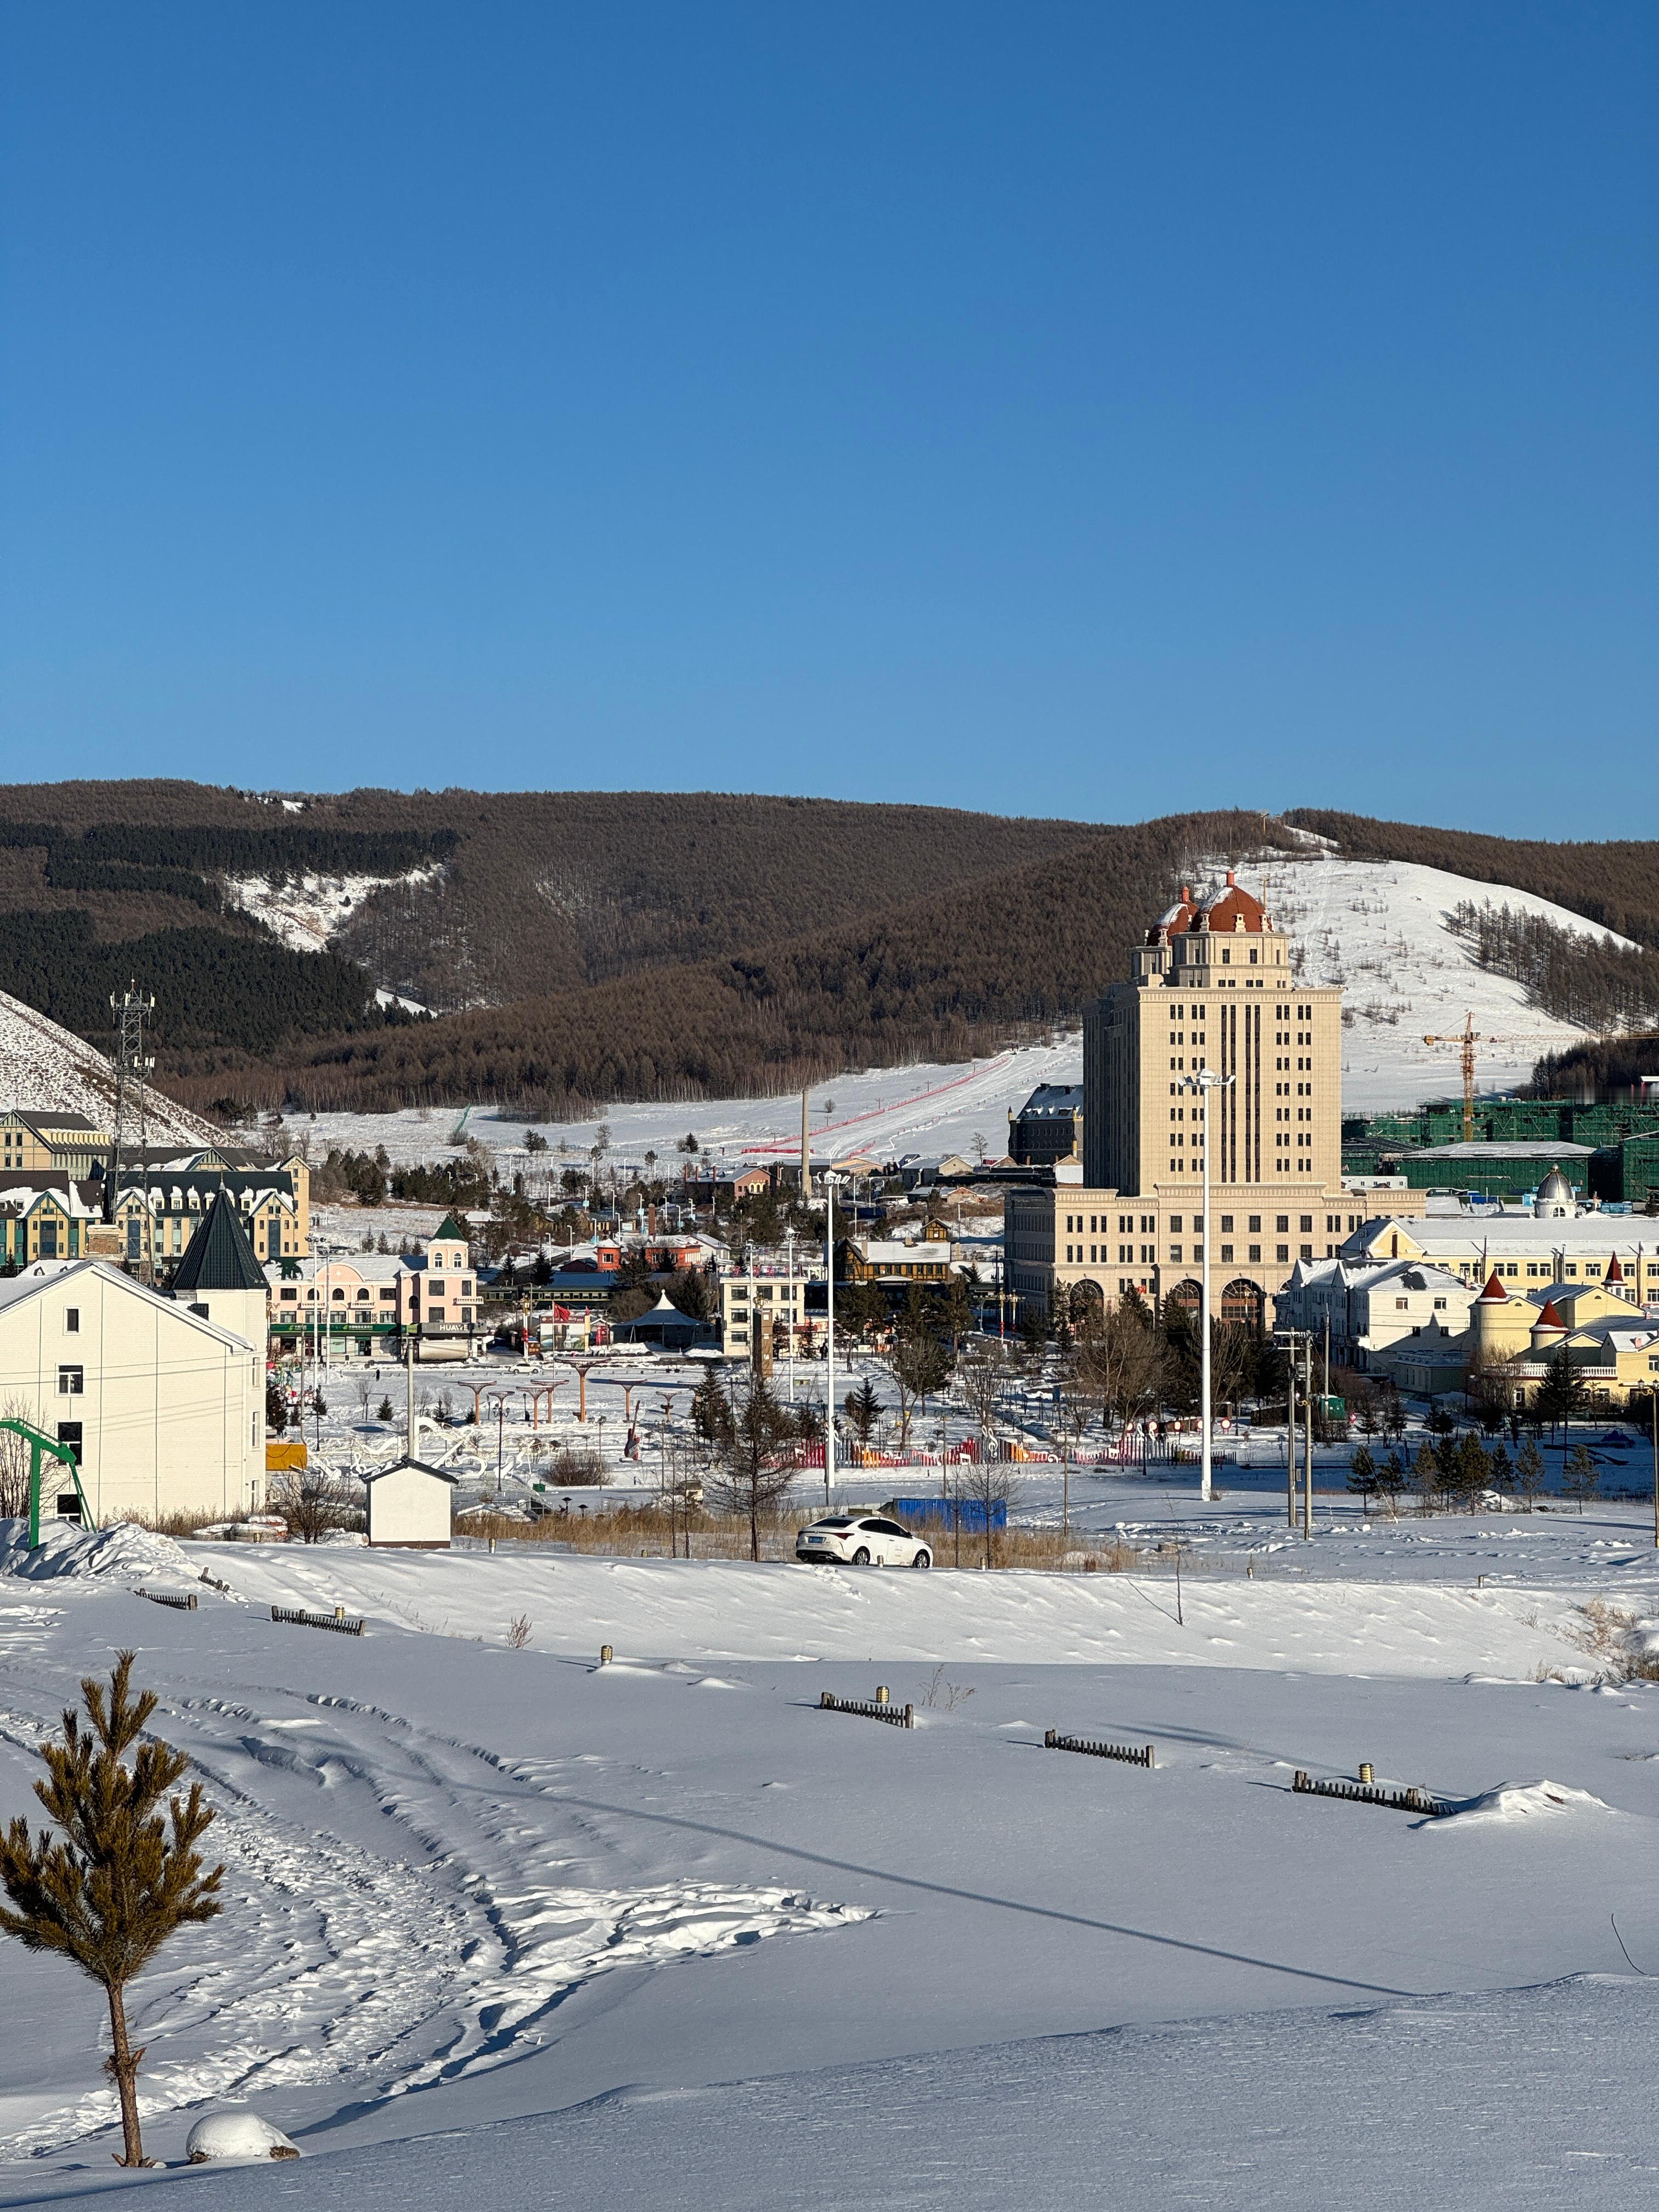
[186,2112,300,2162]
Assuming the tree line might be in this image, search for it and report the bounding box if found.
[163,808,1283,1116]
[1286,808,1659,950]
[0,911,381,1058]
[1447,899,1659,1037]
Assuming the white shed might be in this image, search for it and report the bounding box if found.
[364,1458,457,1549]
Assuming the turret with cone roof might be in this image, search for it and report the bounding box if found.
[169,1188,268,1352]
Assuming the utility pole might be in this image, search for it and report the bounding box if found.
[1180,1067,1233,1505]
[1285,1340,1297,1527]
[1277,1326,1315,1534]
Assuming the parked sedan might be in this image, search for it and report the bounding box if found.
[795,1514,932,1568]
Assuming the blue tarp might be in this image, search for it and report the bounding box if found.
[883,1495,1007,1533]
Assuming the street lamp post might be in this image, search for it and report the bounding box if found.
[1180,1067,1234,1505]
[784,1226,797,1403]
[822,1173,843,1509]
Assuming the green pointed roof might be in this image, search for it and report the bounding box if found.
[171,1189,266,1295]
[430,1213,470,1245]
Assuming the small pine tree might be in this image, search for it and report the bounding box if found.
[1376,1448,1407,1517]
[843,1377,881,1452]
[1454,1431,1491,1514]
[1564,1444,1600,1516]
[376,1396,395,1423]
[0,1655,223,2166]
[1346,1444,1375,1514]
[1514,1436,1547,1511]
[1412,1440,1440,1515]
[264,1379,287,1436]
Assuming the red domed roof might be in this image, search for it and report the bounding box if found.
[1533,1299,1566,1332]
[1146,884,1199,945]
[1476,1269,1509,1302]
[1146,871,1274,946]
[1194,870,1269,934]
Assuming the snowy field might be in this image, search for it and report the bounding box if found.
[281,849,1636,1172]
[7,1483,1659,2205]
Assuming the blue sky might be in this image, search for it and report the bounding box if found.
[1,3,1651,834]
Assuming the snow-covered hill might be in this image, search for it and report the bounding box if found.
[0,988,218,1144]
[295,848,1639,1165]
[1242,847,1641,1113]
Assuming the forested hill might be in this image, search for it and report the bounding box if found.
[0,783,1103,1011]
[159,808,1276,1119]
[1285,810,1659,950]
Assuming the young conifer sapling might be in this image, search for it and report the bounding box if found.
[0,1652,224,2166]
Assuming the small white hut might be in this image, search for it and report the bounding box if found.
[364,1457,457,1548]
[365,1351,458,1547]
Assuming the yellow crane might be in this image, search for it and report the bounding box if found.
[1421,1012,1527,1143]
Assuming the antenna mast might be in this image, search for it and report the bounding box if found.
[109,984,156,1283]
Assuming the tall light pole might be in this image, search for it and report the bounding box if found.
[822,1172,843,1508]
[1180,1068,1234,1505]
[783,1226,797,1403]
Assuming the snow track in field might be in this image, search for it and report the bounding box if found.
[0,1670,867,2159]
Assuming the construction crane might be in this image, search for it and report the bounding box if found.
[1421,1012,1526,1143]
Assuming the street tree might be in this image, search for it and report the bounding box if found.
[705,1375,799,1561]
[884,1299,953,1450]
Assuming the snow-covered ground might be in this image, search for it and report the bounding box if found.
[0,988,216,1143]
[7,1479,1659,2205]
[221,868,442,961]
[1245,847,1639,1111]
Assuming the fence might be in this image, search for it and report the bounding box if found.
[270,1605,365,1638]
[137,1588,198,1612]
[819,1690,915,1729]
[1291,1770,1448,1817]
[1043,1729,1155,1768]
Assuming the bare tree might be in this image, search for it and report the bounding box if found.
[957,1449,1014,1570]
[1051,1369,1092,1538]
[883,1306,952,1450]
[269,1466,362,1544]
[0,1655,224,2166]
[0,1394,37,1521]
[1075,1299,1165,1432]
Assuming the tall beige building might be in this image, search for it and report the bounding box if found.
[1007,872,1412,1324]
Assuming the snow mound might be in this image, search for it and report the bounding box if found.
[1435,1780,1614,1829]
[185,2111,300,2162]
[0,1517,196,1587]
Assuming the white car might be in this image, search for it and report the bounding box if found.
[795,1514,932,1568]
